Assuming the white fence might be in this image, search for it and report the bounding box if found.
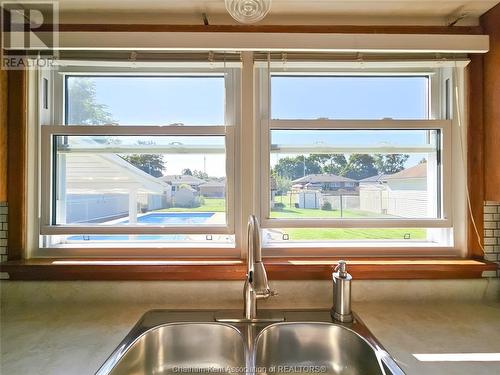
[322,195,360,210]
[360,188,428,218]
[66,194,129,223]
[67,193,167,223]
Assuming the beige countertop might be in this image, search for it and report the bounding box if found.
[1,300,500,375]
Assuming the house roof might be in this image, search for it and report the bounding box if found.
[160,174,206,185]
[65,153,170,194]
[200,180,225,188]
[64,136,170,195]
[360,173,387,183]
[292,174,357,184]
[385,163,427,180]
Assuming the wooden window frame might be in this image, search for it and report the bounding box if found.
[32,66,242,258]
[1,25,492,279]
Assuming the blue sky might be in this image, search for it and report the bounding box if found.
[68,75,431,177]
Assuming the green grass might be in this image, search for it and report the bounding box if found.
[156,198,225,212]
[154,197,427,241]
[271,198,426,240]
[284,228,426,240]
[270,199,383,219]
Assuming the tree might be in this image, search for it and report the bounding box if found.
[123,154,165,177]
[272,174,293,195]
[344,154,378,180]
[192,170,209,180]
[182,168,193,176]
[322,154,348,175]
[272,155,321,180]
[67,78,115,125]
[307,154,347,175]
[374,154,410,174]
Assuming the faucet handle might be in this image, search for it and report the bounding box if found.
[255,289,278,299]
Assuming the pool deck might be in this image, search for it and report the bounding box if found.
[205,212,226,225]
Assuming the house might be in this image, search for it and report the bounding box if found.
[359,163,429,218]
[384,163,427,190]
[199,180,226,198]
[359,173,387,186]
[292,174,359,194]
[160,175,206,192]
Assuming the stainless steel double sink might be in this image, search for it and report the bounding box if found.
[96,310,404,375]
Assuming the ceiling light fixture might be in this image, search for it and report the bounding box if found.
[225,0,272,24]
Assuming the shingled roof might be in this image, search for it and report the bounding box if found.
[384,163,427,180]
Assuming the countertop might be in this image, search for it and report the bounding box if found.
[1,300,500,375]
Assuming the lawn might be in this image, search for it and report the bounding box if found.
[270,200,383,219]
[270,199,426,240]
[155,197,426,240]
[156,198,226,212]
[283,228,426,240]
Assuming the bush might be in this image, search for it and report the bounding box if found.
[173,196,203,208]
[321,201,333,211]
[272,202,285,211]
[197,195,205,206]
[187,196,203,208]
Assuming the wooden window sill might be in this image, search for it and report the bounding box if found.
[0,258,496,280]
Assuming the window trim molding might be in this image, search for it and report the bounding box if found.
[18,57,476,259]
[0,258,495,280]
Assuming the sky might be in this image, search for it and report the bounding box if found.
[68,75,431,177]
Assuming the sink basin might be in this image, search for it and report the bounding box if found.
[103,323,246,375]
[96,310,404,375]
[255,322,384,375]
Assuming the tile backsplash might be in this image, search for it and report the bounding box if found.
[0,202,7,263]
[484,201,500,275]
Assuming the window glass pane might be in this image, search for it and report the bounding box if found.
[54,135,226,225]
[271,76,428,120]
[270,129,439,219]
[45,234,234,247]
[263,228,428,242]
[66,76,225,125]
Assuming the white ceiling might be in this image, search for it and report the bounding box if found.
[56,0,498,17]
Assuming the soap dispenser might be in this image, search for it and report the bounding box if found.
[331,260,353,323]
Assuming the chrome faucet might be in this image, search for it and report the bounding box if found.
[243,215,277,320]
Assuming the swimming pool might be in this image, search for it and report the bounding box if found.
[67,212,215,241]
[121,212,214,225]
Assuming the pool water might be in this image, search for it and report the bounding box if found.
[67,212,215,241]
[121,212,214,225]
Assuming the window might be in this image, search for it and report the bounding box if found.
[31,57,465,257]
[65,76,225,126]
[258,71,456,252]
[271,75,429,120]
[38,67,239,254]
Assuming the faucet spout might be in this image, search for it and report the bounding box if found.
[244,215,276,320]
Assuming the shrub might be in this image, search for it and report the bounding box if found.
[272,202,285,211]
[197,195,205,206]
[173,196,202,208]
[321,201,333,211]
